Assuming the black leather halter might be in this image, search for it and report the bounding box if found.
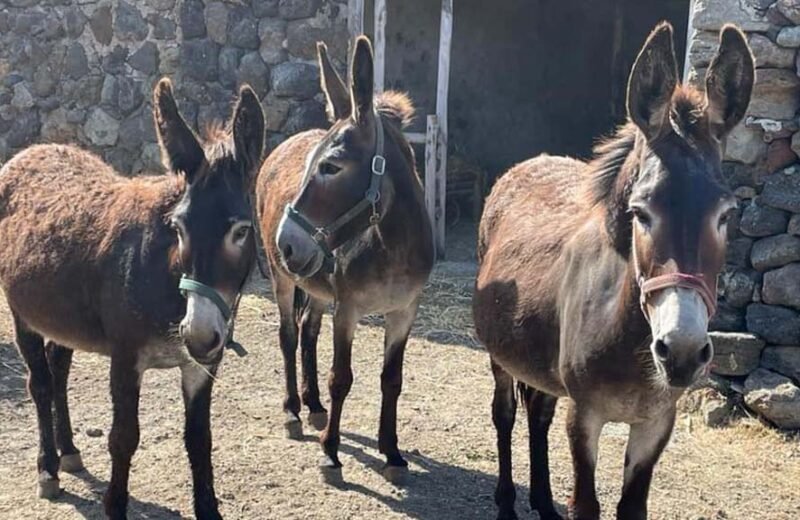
[283,113,386,273]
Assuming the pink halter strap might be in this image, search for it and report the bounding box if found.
[638,273,717,318]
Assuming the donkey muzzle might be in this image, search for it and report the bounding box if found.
[276,209,326,278]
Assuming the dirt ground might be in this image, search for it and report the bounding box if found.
[1,230,799,519]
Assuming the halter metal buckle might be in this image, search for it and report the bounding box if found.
[372,155,386,176]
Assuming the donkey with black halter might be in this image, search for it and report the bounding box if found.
[256,36,434,484]
[0,79,264,519]
[473,24,754,519]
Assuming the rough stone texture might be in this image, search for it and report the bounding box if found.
[739,201,789,237]
[748,69,800,119]
[777,25,800,47]
[744,368,800,429]
[719,269,759,308]
[85,108,119,146]
[751,234,800,271]
[762,346,800,384]
[727,237,754,267]
[746,303,800,345]
[749,34,797,68]
[793,131,800,158]
[0,1,343,171]
[272,62,320,99]
[710,332,766,376]
[788,214,800,235]
[761,169,800,212]
[766,138,798,172]
[693,0,772,31]
[724,122,767,165]
[697,387,734,427]
[762,263,800,309]
[279,0,321,20]
[709,303,746,332]
[776,0,800,24]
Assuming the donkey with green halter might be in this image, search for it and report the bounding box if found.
[0,79,264,519]
[256,36,434,484]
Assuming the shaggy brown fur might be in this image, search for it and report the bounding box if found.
[0,79,265,519]
[474,23,754,520]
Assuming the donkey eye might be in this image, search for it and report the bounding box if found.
[232,225,251,245]
[631,207,652,230]
[319,162,341,176]
[718,210,732,229]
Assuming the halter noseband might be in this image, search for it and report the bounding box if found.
[637,272,717,320]
[283,112,386,274]
[179,275,232,321]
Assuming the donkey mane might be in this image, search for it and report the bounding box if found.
[585,85,706,212]
[376,90,415,129]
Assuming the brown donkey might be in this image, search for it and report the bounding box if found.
[0,79,265,519]
[474,24,754,520]
[256,36,434,483]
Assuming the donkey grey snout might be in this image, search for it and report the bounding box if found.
[180,293,226,364]
[276,211,325,278]
[653,334,713,388]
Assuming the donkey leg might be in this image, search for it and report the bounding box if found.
[378,302,417,484]
[566,402,604,520]
[274,276,303,439]
[491,360,518,520]
[616,408,675,520]
[300,297,327,429]
[104,353,141,520]
[520,384,561,520]
[181,362,222,520]
[13,315,60,498]
[318,303,357,484]
[45,342,83,473]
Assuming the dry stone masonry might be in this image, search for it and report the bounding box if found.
[0,0,348,174]
[689,0,800,430]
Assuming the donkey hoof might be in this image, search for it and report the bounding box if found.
[37,472,61,499]
[307,411,328,431]
[319,457,344,486]
[60,453,84,473]
[382,464,408,485]
[284,413,303,440]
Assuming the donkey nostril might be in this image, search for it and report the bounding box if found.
[283,243,293,260]
[699,343,713,364]
[654,339,670,361]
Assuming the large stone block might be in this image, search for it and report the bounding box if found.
[205,2,228,45]
[271,62,320,99]
[128,42,159,75]
[693,0,772,31]
[283,100,326,135]
[746,303,800,344]
[709,331,765,376]
[279,0,321,20]
[762,263,800,309]
[777,25,800,47]
[719,269,759,308]
[739,200,788,237]
[724,123,766,165]
[259,18,287,65]
[90,4,113,46]
[749,69,800,120]
[762,346,800,383]
[236,52,270,98]
[744,368,800,429]
[179,0,206,39]
[115,0,148,42]
[181,40,220,81]
[751,234,800,271]
[709,303,746,332]
[760,169,800,212]
[776,0,800,24]
[84,107,119,146]
[748,34,796,68]
[286,17,348,61]
[229,8,259,50]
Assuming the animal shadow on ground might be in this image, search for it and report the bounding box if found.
[59,469,187,519]
[338,431,567,519]
[0,342,26,403]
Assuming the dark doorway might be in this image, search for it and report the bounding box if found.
[384,0,690,185]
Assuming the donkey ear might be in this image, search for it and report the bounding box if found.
[626,22,679,139]
[318,42,351,122]
[349,36,374,123]
[153,78,205,181]
[232,85,265,176]
[705,25,755,139]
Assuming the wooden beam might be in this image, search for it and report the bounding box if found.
[347,0,365,71]
[425,115,439,256]
[404,131,426,144]
[373,0,387,94]
[683,0,696,82]
[434,0,453,259]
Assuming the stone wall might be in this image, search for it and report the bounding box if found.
[687,0,800,429]
[0,0,348,174]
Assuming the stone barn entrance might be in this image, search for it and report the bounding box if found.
[380,0,691,187]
